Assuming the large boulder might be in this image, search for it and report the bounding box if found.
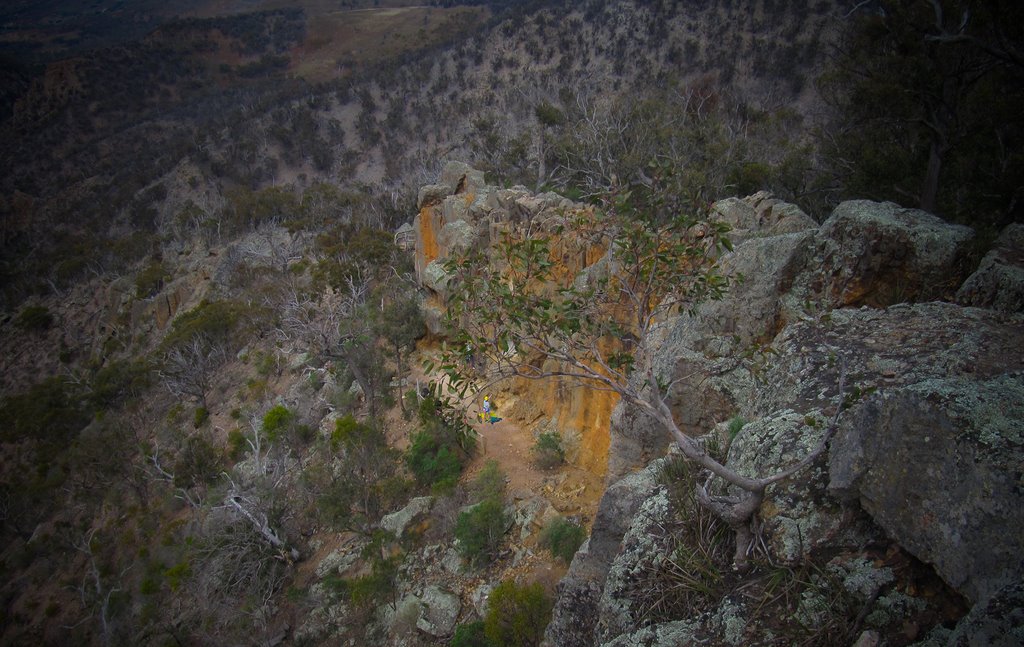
[415,585,461,637]
[956,223,1024,313]
[784,200,975,311]
[830,373,1024,604]
[380,496,433,538]
[711,191,818,244]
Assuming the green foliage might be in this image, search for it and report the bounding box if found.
[455,498,509,567]
[160,299,256,353]
[534,101,565,127]
[531,431,565,469]
[727,415,746,440]
[636,455,732,623]
[473,460,506,504]
[164,560,192,592]
[226,428,247,461]
[436,193,732,403]
[14,305,53,332]
[323,531,401,611]
[0,377,88,445]
[225,185,299,232]
[135,260,169,298]
[406,431,463,493]
[253,350,280,377]
[321,416,405,532]
[87,358,152,412]
[192,406,209,428]
[538,517,586,564]
[821,1,1024,227]
[172,434,222,491]
[483,580,553,647]
[347,553,399,610]
[405,396,476,491]
[451,620,492,647]
[261,404,294,442]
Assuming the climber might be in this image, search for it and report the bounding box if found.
[480,395,491,423]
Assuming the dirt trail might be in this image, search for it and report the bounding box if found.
[407,348,606,522]
[464,398,605,521]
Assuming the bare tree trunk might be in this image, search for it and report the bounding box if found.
[921,132,945,214]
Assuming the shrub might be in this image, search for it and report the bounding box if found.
[160,299,261,353]
[451,620,492,647]
[727,415,746,439]
[261,404,294,442]
[0,377,88,445]
[323,416,404,531]
[473,459,506,503]
[406,431,463,492]
[135,261,168,298]
[226,428,246,461]
[531,431,564,469]
[483,580,553,647]
[406,397,476,492]
[172,434,222,490]
[455,498,509,567]
[88,358,152,411]
[193,406,209,428]
[14,305,53,332]
[538,517,586,564]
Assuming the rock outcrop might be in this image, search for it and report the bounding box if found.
[956,223,1024,313]
[407,166,1023,646]
[539,191,1024,646]
[413,161,617,475]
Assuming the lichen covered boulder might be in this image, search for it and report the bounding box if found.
[956,223,1024,313]
[830,373,1024,604]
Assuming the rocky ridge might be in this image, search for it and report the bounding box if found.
[405,162,1023,646]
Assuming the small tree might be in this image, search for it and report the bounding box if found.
[435,183,843,571]
[158,334,227,409]
[483,580,553,647]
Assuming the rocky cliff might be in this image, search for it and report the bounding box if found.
[412,163,1024,646]
[414,162,619,476]
[549,194,1024,646]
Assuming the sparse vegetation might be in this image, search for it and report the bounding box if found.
[0,0,999,643]
[531,431,565,469]
[538,516,586,564]
[455,460,509,567]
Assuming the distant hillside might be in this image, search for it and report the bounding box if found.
[0,0,842,311]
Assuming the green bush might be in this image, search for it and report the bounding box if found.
[322,416,405,531]
[406,431,463,492]
[483,580,553,647]
[405,396,477,492]
[135,261,168,298]
[473,459,506,503]
[14,305,53,332]
[160,299,260,353]
[451,620,492,647]
[172,434,222,490]
[531,431,564,469]
[538,517,586,564]
[226,428,247,461]
[193,406,209,428]
[455,498,509,567]
[0,377,88,445]
[261,404,294,442]
[727,415,746,439]
[88,358,152,411]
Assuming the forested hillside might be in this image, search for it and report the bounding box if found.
[0,1,1021,644]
